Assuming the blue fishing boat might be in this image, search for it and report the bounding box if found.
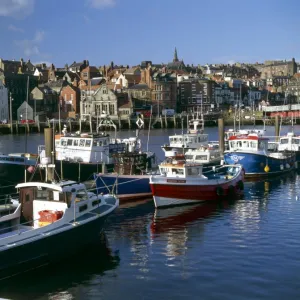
[94,150,157,201]
[224,133,295,178]
[94,173,152,201]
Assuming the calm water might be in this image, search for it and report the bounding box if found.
[1,125,300,300]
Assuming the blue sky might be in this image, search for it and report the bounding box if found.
[0,0,299,68]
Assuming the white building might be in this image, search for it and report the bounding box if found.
[17,101,33,121]
[0,79,8,121]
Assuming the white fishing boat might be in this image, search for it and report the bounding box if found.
[277,132,300,165]
[161,113,209,156]
[184,142,221,166]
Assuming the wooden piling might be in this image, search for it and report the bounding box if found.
[218,118,225,157]
[44,128,54,182]
[275,115,280,142]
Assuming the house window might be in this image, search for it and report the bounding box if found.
[109,104,114,115]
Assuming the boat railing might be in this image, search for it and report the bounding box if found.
[0,216,41,237]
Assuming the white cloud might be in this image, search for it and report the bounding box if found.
[0,0,35,18]
[8,24,24,32]
[15,30,45,57]
[86,0,116,9]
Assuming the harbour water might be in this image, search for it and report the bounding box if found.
[1,125,300,299]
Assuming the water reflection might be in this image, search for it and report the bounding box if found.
[0,233,120,300]
[231,171,298,235]
[150,201,235,257]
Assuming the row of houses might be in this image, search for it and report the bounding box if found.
[0,50,299,122]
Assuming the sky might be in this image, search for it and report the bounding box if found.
[0,0,299,68]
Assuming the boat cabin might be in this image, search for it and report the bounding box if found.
[228,134,269,152]
[159,159,207,179]
[15,181,91,229]
[55,132,126,164]
[278,132,300,151]
[185,144,221,164]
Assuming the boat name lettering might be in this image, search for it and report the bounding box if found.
[167,179,186,183]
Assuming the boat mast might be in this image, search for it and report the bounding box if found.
[24,75,29,182]
[239,84,241,130]
[146,105,152,152]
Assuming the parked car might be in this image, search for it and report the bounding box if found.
[21,119,35,124]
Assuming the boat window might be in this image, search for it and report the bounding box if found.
[85,140,91,147]
[185,155,194,160]
[292,138,300,145]
[36,188,50,200]
[258,141,265,150]
[172,168,184,175]
[280,138,288,144]
[250,141,257,149]
[187,167,199,176]
[93,139,98,146]
[61,139,67,146]
[195,155,208,160]
[79,139,85,147]
[243,141,249,147]
[55,140,59,147]
[74,139,79,146]
[67,139,73,146]
[75,190,88,202]
[103,140,107,145]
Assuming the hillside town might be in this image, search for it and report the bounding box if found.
[0,48,299,123]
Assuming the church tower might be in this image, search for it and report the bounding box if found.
[173,47,179,62]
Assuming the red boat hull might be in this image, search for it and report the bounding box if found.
[150,174,244,207]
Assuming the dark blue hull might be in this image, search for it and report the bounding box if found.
[224,151,295,178]
[95,174,151,200]
[55,161,114,182]
[0,212,109,281]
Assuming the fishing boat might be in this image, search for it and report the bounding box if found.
[94,142,158,202]
[224,133,295,178]
[0,179,119,280]
[149,155,244,208]
[277,132,300,166]
[47,115,156,182]
[161,112,209,156]
[184,142,221,166]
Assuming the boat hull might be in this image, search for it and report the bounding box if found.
[55,160,114,182]
[150,171,244,208]
[224,152,295,178]
[0,163,41,195]
[0,212,109,280]
[95,174,152,201]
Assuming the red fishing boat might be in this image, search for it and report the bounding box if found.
[149,155,245,208]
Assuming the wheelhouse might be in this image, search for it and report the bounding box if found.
[228,134,269,152]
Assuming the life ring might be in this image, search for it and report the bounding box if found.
[237,180,244,190]
[216,186,224,196]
